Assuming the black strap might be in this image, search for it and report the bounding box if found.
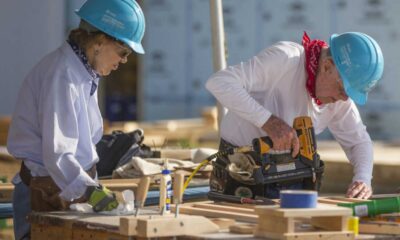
[19,162,31,186]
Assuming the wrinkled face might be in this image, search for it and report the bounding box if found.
[91,38,132,76]
[315,58,348,104]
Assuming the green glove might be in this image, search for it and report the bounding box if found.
[86,185,119,212]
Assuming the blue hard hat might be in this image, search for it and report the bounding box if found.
[76,0,145,54]
[330,32,384,105]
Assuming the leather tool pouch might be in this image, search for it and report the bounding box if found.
[19,162,96,212]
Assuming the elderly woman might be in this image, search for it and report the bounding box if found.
[7,0,145,239]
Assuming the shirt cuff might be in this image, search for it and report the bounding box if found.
[59,170,97,201]
[253,111,272,129]
[352,175,372,187]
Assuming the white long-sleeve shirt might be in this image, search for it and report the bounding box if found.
[7,42,102,201]
[206,41,373,186]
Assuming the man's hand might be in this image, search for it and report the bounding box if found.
[262,115,300,157]
[346,181,372,199]
[86,185,119,212]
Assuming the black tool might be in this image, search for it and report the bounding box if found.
[208,191,276,205]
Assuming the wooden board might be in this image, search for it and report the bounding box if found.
[229,223,255,234]
[359,221,400,235]
[0,183,13,203]
[29,211,150,240]
[255,203,352,218]
[30,211,219,239]
[136,215,219,238]
[171,202,258,223]
[254,203,354,240]
[28,203,397,240]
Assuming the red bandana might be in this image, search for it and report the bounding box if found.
[302,32,327,105]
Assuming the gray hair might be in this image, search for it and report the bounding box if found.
[79,20,100,33]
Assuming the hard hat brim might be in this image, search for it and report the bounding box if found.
[120,37,145,54]
[344,85,368,105]
[330,34,367,105]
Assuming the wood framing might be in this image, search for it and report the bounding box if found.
[254,204,354,240]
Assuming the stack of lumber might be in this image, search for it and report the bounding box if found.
[104,107,218,148]
[254,204,354,239]
[173,197,400,238]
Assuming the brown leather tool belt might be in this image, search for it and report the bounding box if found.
[19,161,96,212]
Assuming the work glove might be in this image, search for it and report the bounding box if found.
[85,185,119,212]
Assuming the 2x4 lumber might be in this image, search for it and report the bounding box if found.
[73,228,129,240]
[257,216,294,234]
[173,171,185,204]
[159,149,192,160]
[222,201,269,209]
[328,197,370,203]
[254,230,354,240]
[192,203,256,215]
[135,215,219,238]
[119,215,154,236]
[255,204,352,218]
[359,221,400,235]
[172,205,258,223]
[135,176,151,207]
[99,179,139,193]
[31,223,73,240]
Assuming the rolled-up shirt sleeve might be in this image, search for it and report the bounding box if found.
[328,100,373,186]
[40,72,97,201]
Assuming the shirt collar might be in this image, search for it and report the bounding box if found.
[67,40,100,80]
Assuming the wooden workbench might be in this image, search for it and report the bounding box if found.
[29,204,400,240]
[29,209,258,240]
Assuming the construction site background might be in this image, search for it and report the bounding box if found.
[1,0,400,140]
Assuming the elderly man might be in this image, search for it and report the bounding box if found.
[206,32,384,200]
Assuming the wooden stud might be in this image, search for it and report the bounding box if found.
[257,216,294,234]
[135,176,151,207]
[172,204,258,223]
[173,171,185,204]
[192,203,255,215]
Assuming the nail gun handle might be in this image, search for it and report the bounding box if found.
[252,136,273,155]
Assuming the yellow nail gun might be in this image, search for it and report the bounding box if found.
[184,116,323,195]
[251,116,321,185]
